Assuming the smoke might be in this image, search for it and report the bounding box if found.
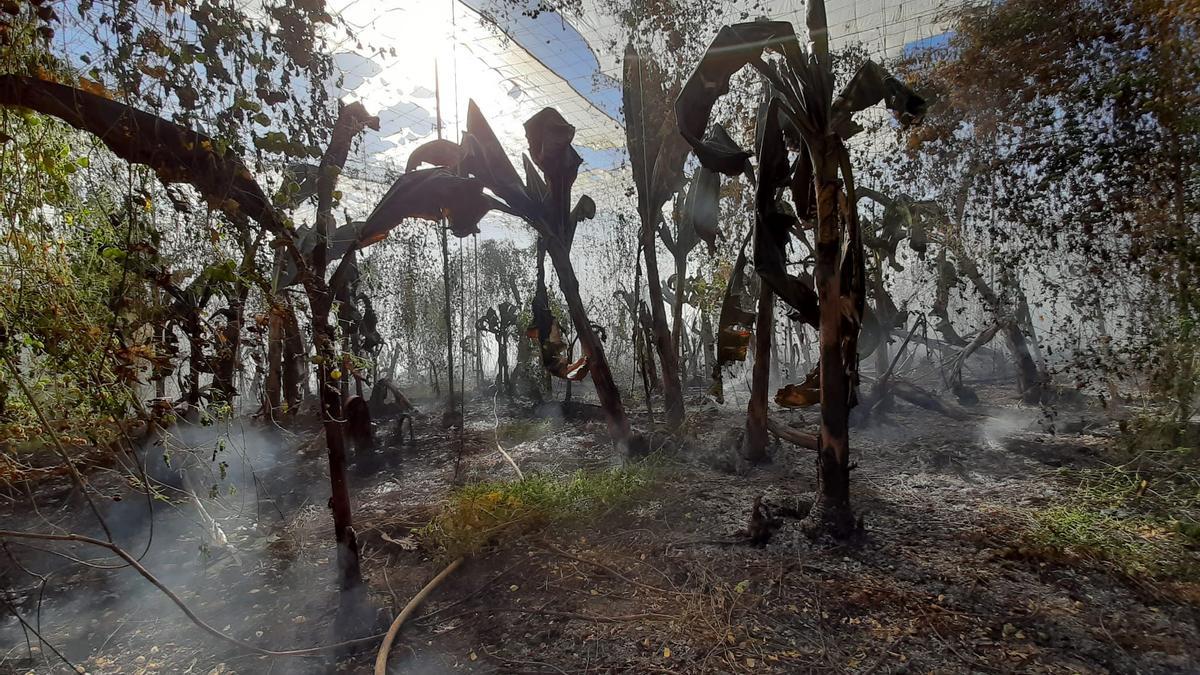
[980,408,1040,451]
[0,414,352,672]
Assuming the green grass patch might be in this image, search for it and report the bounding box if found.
[1029,462,1200,581]
[494,419,555,445]
[419,463,656,557]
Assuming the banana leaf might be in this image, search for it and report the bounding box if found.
[753,98,819,327]
[666,165,722,257]
[675,15,925,175]
[327,167,493,295]
[276,162,320,209]
[524,107,580,188]
[715,234,756,366]
[461,101,533,215]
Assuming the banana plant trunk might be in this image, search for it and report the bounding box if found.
[673,254,688,385]
[306,286,361,590]
[805,149,858,537]
[642,226,685,430]
[497,336,511,395]
[744,286,774,462]
[440,224,456,405]
[546,240,633,444]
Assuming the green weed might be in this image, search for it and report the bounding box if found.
[1029,461,1200,581]
[419,463,656,557]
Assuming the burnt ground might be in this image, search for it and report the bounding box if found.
[1,384,1198,674]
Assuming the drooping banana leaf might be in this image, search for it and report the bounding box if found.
[567,195,596,248]
[529,269,588,381]
[831,61,926,138]
[666,164,722,257]
[753,99,820,327]
[276,220,365,288]
[275,162,320,209]
[714,233,757,367]
[461,101,533,215]
[476,306,501,335]
[405,138,464,173]
[675,16,924,176]
[686,166,722,253]
[499,301,519,328]
[524,107,582,228]
[360,167,492,242]
[327,167,494,295]
[673,21,798,175]
[775,366,820,408]
[477,302,519,338]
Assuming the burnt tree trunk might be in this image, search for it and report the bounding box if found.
[932,249,968,346]
[280,299,306,414]
[212,235,259,406]
[302,104,380,594]
[956,252,1042,404]
[183,318,204,408]
[210,304,242,405]
[744,286,774,462]
[265,306,283,417]
[700,309,715,379]
[307,287,361,591]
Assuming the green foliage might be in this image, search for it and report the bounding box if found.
[1029,459,1200,581]
[419,464,656,557]
[0,111,150,451]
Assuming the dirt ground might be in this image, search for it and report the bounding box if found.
[1,384,1198,674]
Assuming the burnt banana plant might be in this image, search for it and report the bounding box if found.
[408,101,638,450]
[623,42,692,430]
[0,75,494,591]
[476,302,519,395]
[662,166,722,382]
[675,5,925,536]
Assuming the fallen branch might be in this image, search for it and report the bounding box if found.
[0,529,383,657]
[860,316,925,417]
[890,381,973,420]
[947,322,1003,389]
[375,556,464,675]
[766,418,819,449]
